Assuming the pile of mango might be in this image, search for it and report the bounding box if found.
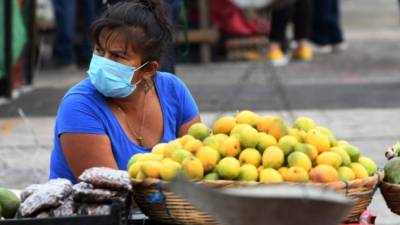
[127,110,377,183]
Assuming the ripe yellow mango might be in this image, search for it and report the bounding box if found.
[259,168,283,183]
[213,116,236,134]
[262,146,284,169]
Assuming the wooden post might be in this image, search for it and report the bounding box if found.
[25,0,37,85]
[0,0,13,97]
[197,0,211,63]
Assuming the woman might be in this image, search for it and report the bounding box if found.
[49,0,201,183]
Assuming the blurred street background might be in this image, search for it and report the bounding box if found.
[1,0,400,224]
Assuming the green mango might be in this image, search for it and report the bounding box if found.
[0,188,20,218]
[204,172,220,180]
[384,157,400,184]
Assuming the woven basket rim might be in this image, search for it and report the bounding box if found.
[131,171,383,191]
[381,180,400,190]
[381,180,399,185]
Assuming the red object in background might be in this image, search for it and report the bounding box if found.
[12,56,25,90]
[339,210,376,225]
[359,210,376,225]
[211,0,269,36]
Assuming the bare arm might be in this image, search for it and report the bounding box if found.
[60,133,118,179]
[178,114,201,137]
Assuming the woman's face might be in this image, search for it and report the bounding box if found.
[93,31,146,80]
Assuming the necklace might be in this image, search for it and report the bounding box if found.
[116,83,151,146]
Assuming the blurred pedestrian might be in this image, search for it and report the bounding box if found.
[267,0,313,66]
[159,0,180,73]
[52,0,103,70]
[311,0,347,54]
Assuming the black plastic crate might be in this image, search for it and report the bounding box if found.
[0,197,138,225]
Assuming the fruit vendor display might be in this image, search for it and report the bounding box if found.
[128,110,378,184]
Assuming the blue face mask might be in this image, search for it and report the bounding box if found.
[88,54,149,98]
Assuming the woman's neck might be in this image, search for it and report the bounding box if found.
[108,79,154,112]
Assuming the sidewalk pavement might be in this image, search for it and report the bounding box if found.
[1,0,400,224]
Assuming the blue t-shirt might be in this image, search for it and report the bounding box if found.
[49,72,199,183]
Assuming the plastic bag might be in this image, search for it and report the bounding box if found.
[51,195,76,217]
[35,211,50,218]
[73,182,128,203]
[19,179,73,217]
[20,179,72,201]
[77,203,111,216]
[79,167,132,191]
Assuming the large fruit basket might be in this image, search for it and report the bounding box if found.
[131,172,382,225]
[380,181,400,215]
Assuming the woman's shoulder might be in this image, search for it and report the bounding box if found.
[55,79,108,136]
[155,71,187,90]
[64,78,97,97]
[61,78,102,101]
[60,78,104,109]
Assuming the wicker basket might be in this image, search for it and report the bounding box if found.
[380,181,400,215]
[312,172,383,222]
[131,172,382,225]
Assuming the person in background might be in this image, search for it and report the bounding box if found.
[311,0,347,54]
[49,0,200,184]
[52,0,103,70]
[159,0,180,73]
[267,0,313,66]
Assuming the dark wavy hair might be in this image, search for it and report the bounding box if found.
[89,0,172,63]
